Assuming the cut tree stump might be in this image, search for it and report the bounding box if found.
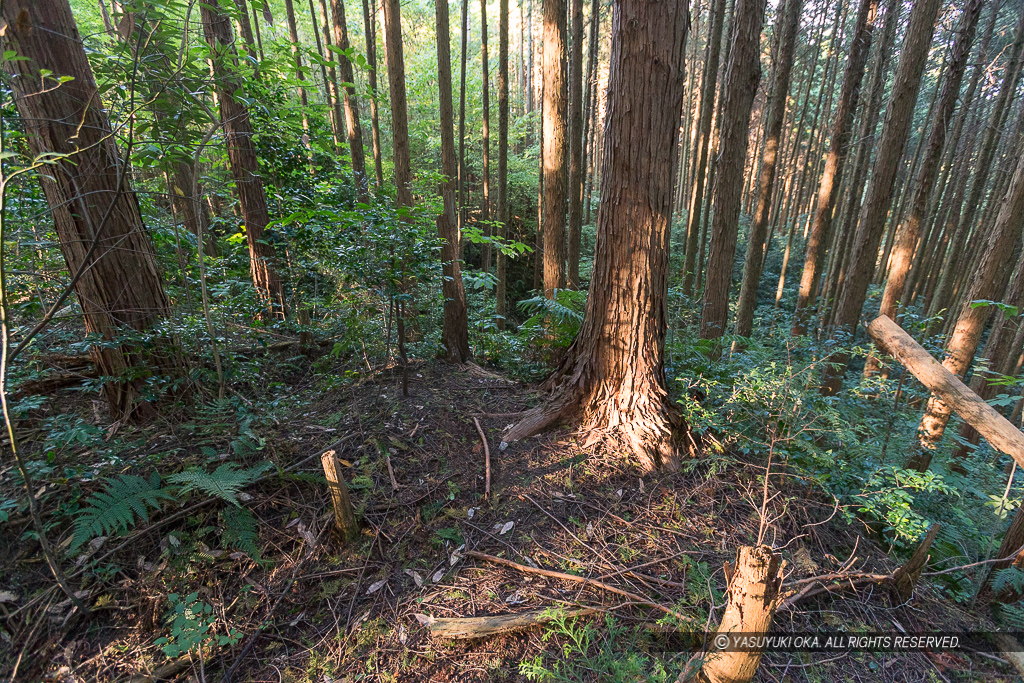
[688,546,785,683]
[321,449,358,544]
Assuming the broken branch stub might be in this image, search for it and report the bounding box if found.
[321,450,358,544]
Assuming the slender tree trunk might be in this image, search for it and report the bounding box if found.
[733,0,802,339]
[698,0,766,340]
[821,0,943,395]
[435,0,471,362]
[307,0,332,110]
[481,0,493,272]
[284,0,312,139]
[566,0,585,288]
[682,0,727,295]
[331,0,369,192]
[202,0,286,319]
[361,0,385,187]
[791,0,878,335]
[381,0,413,208]
[503,0,690,470]
[908,149,1024,471]
[250,0,267,61]
[542,0,569,297]
[459,0,470,237]
[877,0,982,323]
[315,0,346,153]
[234,0,259,66]
[497,0,510,329]
[2,0,179,417]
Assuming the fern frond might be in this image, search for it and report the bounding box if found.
[222,506,263,562]
[71,473,175,551]
[167,462,272,505]
[991,567,1024,595]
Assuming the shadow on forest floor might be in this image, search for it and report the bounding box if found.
[1,352,1012,682]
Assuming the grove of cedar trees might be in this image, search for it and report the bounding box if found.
[7,0,1024,678]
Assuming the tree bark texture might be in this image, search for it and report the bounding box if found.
[361,0,385,187]
[698,0,766,340]
[542,0,568,297]
[382,0,413,208]
[330,0,369,192]
[566,0,585,288]
[1,0,178,417]
[503,0,690,470]
[497,0,510,328]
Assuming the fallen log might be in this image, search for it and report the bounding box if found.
[415,607,596,639]
[866,315,1024,467]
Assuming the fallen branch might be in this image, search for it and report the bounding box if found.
[472,417,491,497]
[463,550,697,625]
[415,607,596,639]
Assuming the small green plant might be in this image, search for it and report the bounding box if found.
[155,592,241,658]
[70,472,176,551]
[167,461,272,505]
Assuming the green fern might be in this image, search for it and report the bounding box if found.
[519,289,585,331]
[71,473,176,551]
[991,567,1024,596]
[222,506,264,562]
[167,462,272,506]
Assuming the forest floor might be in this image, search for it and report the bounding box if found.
[1,346,1018,682]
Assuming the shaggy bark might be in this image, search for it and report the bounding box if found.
[496,0,510,327]
[331,0,369,191]
[382,0,413,208]
[566,0,585,288]
[502,0,690,470]
[1,0,179,417]
[361,0,385,187]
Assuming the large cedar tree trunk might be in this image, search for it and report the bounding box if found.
[820,0,943,395]
[202,0,286,318]
[733,0,801,338]
[698,0,766,340]
[502,0,690,470]
[496,0,510,326]
[2,0,178,418]
[791,0,878,335]
[361,0,386,187]
[435,0,471,362]
[542,0,568,296]
[908,150,1024,471]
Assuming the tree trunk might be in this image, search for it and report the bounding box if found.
[202,0,286,318]
[502,0,690,470]
[481,0,492,272]
[497,0,510,329]
[459,0,470,237]
[382,0,413,208]
[733,0,801,339]
[878,0,983,323]
[821,0,943,395]
[315,0,346,153]
[361,0,385,187]
[435,0,471,362]
[908,147,1024,471]
[283,0,312,139]
[682,0,727,295]
[694,546,784,683]
[2,0,179,418]
[542,0,569,297]
[791,0,878,335]
[565,0,585,288]
[698,0,766,340]
[330,0,369,193]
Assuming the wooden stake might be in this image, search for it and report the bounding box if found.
[321,449,358,544]
[473,417,491,497]
[892,523,940,601]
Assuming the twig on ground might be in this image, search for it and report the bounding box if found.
[473,417,491,498]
